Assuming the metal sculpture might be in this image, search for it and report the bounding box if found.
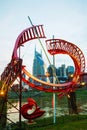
[1,24,85,97]
[11,25,85,97]
[0,23,86,125]
[21,98,45,123]
[46,39,85,96]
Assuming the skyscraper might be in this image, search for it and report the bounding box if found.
[32,46,46,81]
[66,66,74,75]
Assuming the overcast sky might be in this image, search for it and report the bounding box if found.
[0,0,87,74]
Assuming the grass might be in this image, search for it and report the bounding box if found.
[7,89,87,130]
[28,115,87,130]
[60,120,87,130]
[9,115,87,130]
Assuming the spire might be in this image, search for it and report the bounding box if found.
[34,45,36,57]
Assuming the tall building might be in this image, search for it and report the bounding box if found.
[47,64,74,83]
[66,66,74,75]
[61,64,67,77]
[47,65,57,83]
[56,64,67,82]
[57,64,67,77]
[32,47,46,81]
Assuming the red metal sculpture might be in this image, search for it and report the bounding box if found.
[0,23,86,126]
[11,25,85,97]
[21,98,45,123]
[1,24,85,98]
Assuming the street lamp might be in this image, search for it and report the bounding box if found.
[80,82,86,86]
[68,73,74,80]
[0,90,5,96]
[67,94,70,99]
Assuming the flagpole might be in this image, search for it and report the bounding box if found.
[53,35,56,124]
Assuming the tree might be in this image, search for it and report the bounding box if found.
[67,74,78,114]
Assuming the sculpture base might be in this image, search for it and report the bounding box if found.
[25,120,36,125]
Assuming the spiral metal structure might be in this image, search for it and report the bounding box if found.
[0,24,86,125]
[0,24,86,97]
[12,27,85,95]
[46,39,85,82]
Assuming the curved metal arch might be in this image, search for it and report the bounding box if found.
[12,25,46,59]
[46,39,85,73]
[12,25,85,94]
[46,39,85,85]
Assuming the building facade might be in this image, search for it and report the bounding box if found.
[47,64,75,83]
[32,47,46,81]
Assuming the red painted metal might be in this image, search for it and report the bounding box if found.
[21,98,45,123]
[45,38,85,96]
[12,25,46,59]
[46,39,85,72]
[0,24,86,125]
[21,67,73,93]
[11,25,85,96]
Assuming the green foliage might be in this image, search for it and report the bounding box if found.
[7,115,87,130]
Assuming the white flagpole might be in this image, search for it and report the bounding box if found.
[53,35,56,123]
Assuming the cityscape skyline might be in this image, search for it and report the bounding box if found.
[0,0,87,74]
[21,48,75,91]
[21,39,76,75]
[32,48,75,82]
